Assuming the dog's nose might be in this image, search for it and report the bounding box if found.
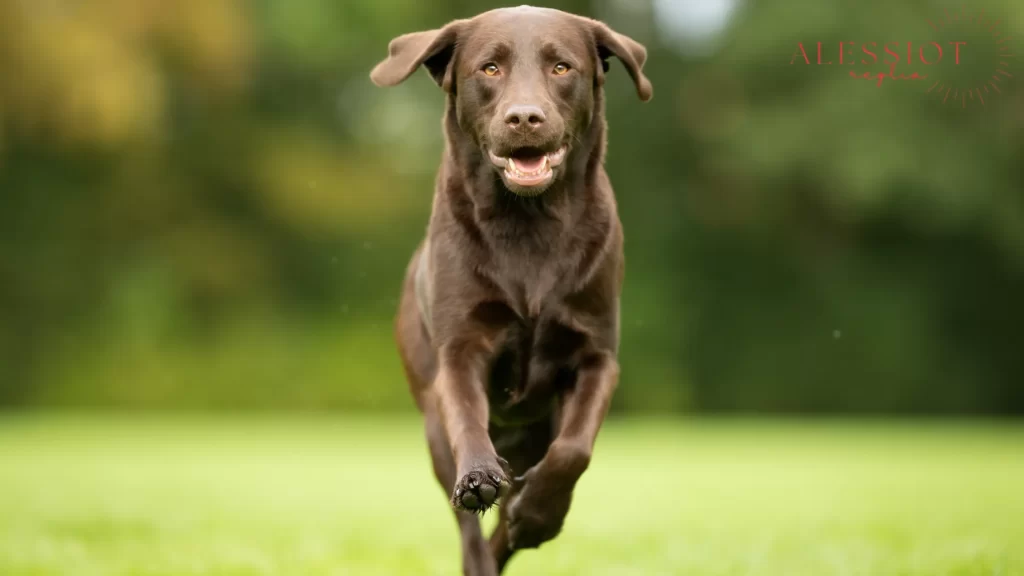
[504,105,546,129]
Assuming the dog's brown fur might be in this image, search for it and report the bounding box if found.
[370,6,651,574]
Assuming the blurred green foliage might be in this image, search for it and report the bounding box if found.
[0,0,1021,414]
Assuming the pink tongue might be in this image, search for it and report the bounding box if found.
[512,155,545,172]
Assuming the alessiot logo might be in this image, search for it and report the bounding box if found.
[790,6,1014,109]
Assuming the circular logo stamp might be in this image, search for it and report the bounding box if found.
[925,7,1014,108]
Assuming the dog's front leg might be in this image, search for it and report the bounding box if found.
[435,340,513,513]
[505,352,619,551]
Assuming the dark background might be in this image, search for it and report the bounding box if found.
[1,0,1021,416]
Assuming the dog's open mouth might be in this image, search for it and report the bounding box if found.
[488,146,567,191]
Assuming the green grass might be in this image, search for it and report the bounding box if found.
[1,415,1022,575]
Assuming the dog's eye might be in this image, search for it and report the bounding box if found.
[553,62,571,75]
[482,63,500,76]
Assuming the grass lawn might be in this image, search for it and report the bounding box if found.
[0,414,1022,575]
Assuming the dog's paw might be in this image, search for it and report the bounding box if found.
[451,458,512,513]
[507,506,565,550]
[506,468,573,550]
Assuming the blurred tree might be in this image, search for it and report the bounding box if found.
[0,0,1021,414]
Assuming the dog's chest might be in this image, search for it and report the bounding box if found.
[478,226,588,424]
[491,249,566,320]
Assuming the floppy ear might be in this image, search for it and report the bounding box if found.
[369,21,465,91]
[586,20,653,102]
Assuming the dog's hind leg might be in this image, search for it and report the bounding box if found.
[424,401,498,576]
[488,489,516,573]
[487,419,553,572]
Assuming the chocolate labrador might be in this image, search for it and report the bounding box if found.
[370,6,651,574]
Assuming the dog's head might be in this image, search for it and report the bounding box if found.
[370,6,652,197]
